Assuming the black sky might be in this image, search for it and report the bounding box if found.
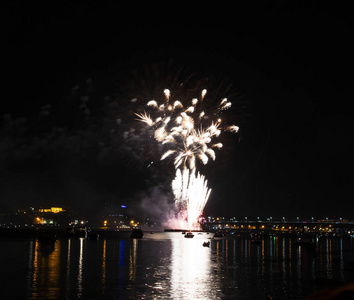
[2,1,354,219]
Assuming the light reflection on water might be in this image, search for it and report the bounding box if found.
[0,233,353,299]
[170,237,214,299]
[77,237,84,298]
[30,239,61,299]
[101,238,106,291]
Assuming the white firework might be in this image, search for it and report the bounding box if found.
[172,168,211,229]
[136,88,239,230]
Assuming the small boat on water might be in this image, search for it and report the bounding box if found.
[213,232,224,238]
[87,231,99,240]
[250,233,261,244]
[294,237,315,247]
[74,226,87,238]
[39,231,56,242]
[203,241,210,247]
[251,239,261,245]
[294,240,316,249]
[184,232,194,238]
[130,228,144,238]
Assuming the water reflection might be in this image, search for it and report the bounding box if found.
[129,238,137,281]
[31,239,61,299]
[101,238,106,290]
[77,238,84,298]
[171,237,214,299]
[66,239,71,293]
[16,234,354,299]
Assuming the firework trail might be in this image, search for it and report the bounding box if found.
[172,168,211,229]
[136,88,238,230]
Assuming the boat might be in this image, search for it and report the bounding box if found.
[213,232,224,238]
[250,233,261,244]
[294,240,316,248]
[184,232,194,238]
[38,231,56,242]
[74,226,87,238]
[87,231,99,240]
[203,241,210,247]
[251,239,261,245]
[130,228,144,238]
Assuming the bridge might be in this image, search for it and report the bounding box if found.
[202,218,354,236]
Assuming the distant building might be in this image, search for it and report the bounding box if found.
[38,207,65,213]
[35,207,67,226]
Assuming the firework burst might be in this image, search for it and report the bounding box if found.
[136,88,239,230]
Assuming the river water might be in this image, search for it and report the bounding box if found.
[0,232,353,299]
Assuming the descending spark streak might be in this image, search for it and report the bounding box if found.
[136,89,239,230]
[172,169,211,229]
[187,172,211,229]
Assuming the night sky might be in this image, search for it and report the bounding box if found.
[2,2,354,220]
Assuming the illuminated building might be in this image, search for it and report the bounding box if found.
[38,207,65,213]
[35,207,66,226]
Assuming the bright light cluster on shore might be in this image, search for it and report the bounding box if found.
[136,88,239,230]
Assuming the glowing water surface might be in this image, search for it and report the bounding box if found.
[0,233,353,299]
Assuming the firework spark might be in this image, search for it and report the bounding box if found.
[136,88,239,230]
[172,168,211,229]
